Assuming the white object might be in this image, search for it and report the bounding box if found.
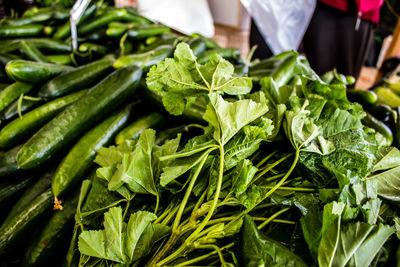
[137,0,214,37]
[207,0,250,30]
[70,0,91,51]
[240,0,316,54]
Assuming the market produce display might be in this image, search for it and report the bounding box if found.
[0,2,400,267]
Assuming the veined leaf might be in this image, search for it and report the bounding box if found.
[104,207,127,263]
[369,165,400,202]
[373,146,400,172]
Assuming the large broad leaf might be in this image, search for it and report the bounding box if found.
[318,221,394,267]
[372,146,400,172]
[239,215,308,267]
[146,43,252,115]
[231,159,258,196]
[203,93,269,144]
[369,165,400,202]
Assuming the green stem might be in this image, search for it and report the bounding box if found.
[122,200,130,220]
[172,150,211,232]
[159,144,218,161]
[263,186,317,192]
[195,244,226,265]
[154,194,160,215]
[189,190,207,224]
[257,208,290,230]
[255,148,280,168]
[17,93,24,119]
[251,153,293,185]
[154,200,175,224]
[175,243,234,266]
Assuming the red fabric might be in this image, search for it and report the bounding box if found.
[319,0,383,24]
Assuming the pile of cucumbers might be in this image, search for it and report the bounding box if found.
[0,3,244,266]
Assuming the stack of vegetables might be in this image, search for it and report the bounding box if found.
[0,3,399,267]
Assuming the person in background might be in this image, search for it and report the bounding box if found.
[250,0,384,81]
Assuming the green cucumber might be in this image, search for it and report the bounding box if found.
[53,4,97,40]
[86,29,108,42]
[39,56,114,100]
[0,82,34,113]
[127,24,170,39]
[52,104,134,197]
[5,60,73,84]
[0,24,44,38]
[190,33,220,49]
[23,189,79,266]
[19,40,51,63]
[0,189,52,254]
[78,43,108,56]
[249,58,280,72]
[113,45,173,70]
[17,66,142,169]
[121,11,152,24]
[115,111,166,145]
[4,11,52,26]
[0,94,43,122]
[0,54,20,66]
[46,54,72,65]
[0,89,89,149]
[106,21,136,37]
[0,38,71,54]
[0,176,35,207]
[3,170,52,225]
[138,36,176,53]
[189,37,207,57]
[362,112,393,146]
[197,47,240,64]
[79,9,128,35]
[374,86,400,108]
[0,145,23,178]
[347,89,378,106]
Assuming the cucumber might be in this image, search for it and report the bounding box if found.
[347,89,378,106]
[0,24,44,38]
[86,29,108,42]
[53,4,97,40]
[52,104,134,197]
[362,112,393,146]
[17,66,142,169]
[19,40,51,63]
[23,189,79,267]
[188,37,207,57]
[0,82,34,113]
[0,54,20,66]
[0,89,89,149]
[374,86,400,108]
[113,45,173,70]
[121,11,152,24]
[0,189,52,254]
[46,54,72,65]
[5,60,73,84]
[190,33,220,49]
[0,175,35,207]
[115,111,166,145]
[249,58,280,72]
[127,24,170,39]
[138,36,176,53]
[0,145,23,178]
[106,21,136,37]
[3,170,52,225]
[79,9,128,35]
[39,56,114,100]
[197,47,241,64]
[0,38,71,54]
[0,94,43,122]
[78,43,108,56]
[4,11,52,26]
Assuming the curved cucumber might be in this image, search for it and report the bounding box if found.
[19,40,51,63]
[0,94,43,122]
[0,189,52,254]
[39,57,114,100]
[113,45,173,71]
[127,24,170,39]
[189,37,207,57]
[0,82,34,113]
[115,111,166,145]
[197,47,240,64]
[78,43,108,56]
[17,66,142,169]
[79,9,128,35]
[0,89,89,149]
[0,175,35,207]
[45,54,73,65]
[0,24,44,38]
[5,60,73,84]
[0,145,23,179]
[52,104,133,197]
[0,38,71,54]
[347,89,378,106]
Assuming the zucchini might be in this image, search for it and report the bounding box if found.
[5,60,73,84]
[46,54,73,65]
[113,45,173,70]
[79,9,128,35]
[19,40,51,63]
[347,89,378,106]
[0,145,23,178]
[39,56,114,100]
[189,37,207,57]
[0,189,52,254]
[0,24,44,38]
[115,111,166,144]
[52,104,134,197]
[0,89,89,149]
[23,189,79,267]
[3,170,52,225]
[197,47,240,64]
[53,4,97,40]
[0,94,43,122]
[0,82,34,113]
[0,175,35,207]
[127,24,170,39]
[0,38,71,54]
[17,66,142,169]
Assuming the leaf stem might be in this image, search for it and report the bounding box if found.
[257,208,290,230]
[251,153,293,185]
[263,186,317,192]
[175,243,234,266]
[122,200,130,220]
[255,148,280,168]
[154,194,160,215]
[159,144,218,161]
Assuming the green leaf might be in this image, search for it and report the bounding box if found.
[369,165,400,202]
[373,146,400,172]
[125,211,157,263]
[103,207,127,263]
[237,185,268,209]
[240,215,308,267]
[204,93,269,144]
[79,230,108,260]
[230,159,258,196]
[260,77,297,106]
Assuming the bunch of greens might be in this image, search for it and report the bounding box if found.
[69,43,400,266]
